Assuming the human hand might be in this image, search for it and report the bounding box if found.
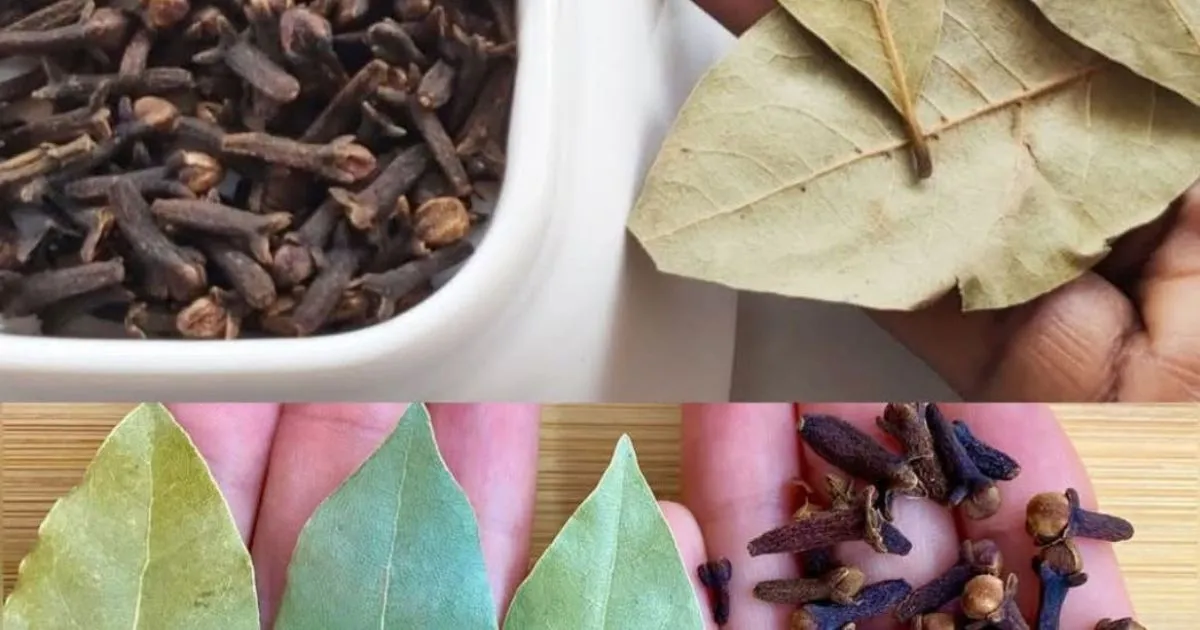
[691,0,1200,402]
[664,403,1134,629]
[166,403,540,628]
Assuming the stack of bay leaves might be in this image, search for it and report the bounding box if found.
[629,0,1200,310]
[0,404,707,629]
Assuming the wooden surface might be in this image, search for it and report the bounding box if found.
[3,404,1198,627]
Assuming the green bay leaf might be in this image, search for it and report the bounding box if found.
[629,0,1200,311]
[275,403,496,630]
[503,435,704,630]
[1,403,258,630]
[1029,0,1200,107]
[778,0,944,177]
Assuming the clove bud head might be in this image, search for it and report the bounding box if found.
[825,567,867,605]
[961,574,1004,621]
[169,151,223,193]
[961,483,1002,521]
[322,136,377,183]
[911,612,957,630]
[84,9,132,51]
[414,196,471,248]
[143,0,191,29]
[133,97,180,132]
[1026,488,1134,546]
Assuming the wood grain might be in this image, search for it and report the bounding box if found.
[3,404,1197,628]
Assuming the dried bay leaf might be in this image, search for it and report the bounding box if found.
[628,1,1200,311]
[503,436,704,630]
[778,0,943,177]
[274,403,497,630]
[1,403,258,630]
[1029,0,1200,107]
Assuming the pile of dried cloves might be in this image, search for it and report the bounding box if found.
[0,0,515,339]
[696,403,1143,630]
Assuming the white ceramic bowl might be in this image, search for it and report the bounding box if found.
[0,0,561,398]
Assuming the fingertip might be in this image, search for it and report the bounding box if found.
[166,403,281,542]
[692,0,776,35]
[429,404,541,619]
[659,501,719,630]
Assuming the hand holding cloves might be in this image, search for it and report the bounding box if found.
[735,404,1142,630]
[0,0,516,339]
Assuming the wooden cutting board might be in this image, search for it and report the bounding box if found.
[3,403,1197,627]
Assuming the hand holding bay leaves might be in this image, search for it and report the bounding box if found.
[673,0,1200,401]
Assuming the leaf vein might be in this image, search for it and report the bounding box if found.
[942,7,1029,89]
[645,62,1107,241]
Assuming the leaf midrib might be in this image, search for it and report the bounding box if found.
[597,458,627,630]
[868,0,924,136]
[644,60,1109,241]
[130,418,156,630]
[378,426,415,629]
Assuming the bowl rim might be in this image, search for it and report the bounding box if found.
[0,0,559,377]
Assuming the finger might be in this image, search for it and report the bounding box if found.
[252,403,408,627]
[691,0,775,35]
[1129,183,1200,399]
[875,273,1142,402]
[427,403,540,620]
[797,404,959,630]
[942,404,1134,625]
[166,403,281,542]
[681,403,800,629]
[659,501,720,630]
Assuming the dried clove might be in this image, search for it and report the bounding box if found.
[1,259,124,316]
[196,18,300,104]
[39,285,134,335]
[177,288,241,339]
[407,98,471,196]
[790,579,912,630]
[876,402,948,502]
[893,538,1002,622]
[412,195,470,249]
[358,240,472,319]
[925,404,1002,520]
[798,413,921,510]
[952,420,1021,481]
[202,240,276,310]
[220,133,376,184]
[3,0,92,32]
[748,486,912,557]
[754,566,866,605]
[1033,544,1087,630]
[697,558,732,627]
[911,612,958,630]
[0,8,128,56]
[1095,619,1146,630]
[1025,489,1135,547]
[108,178,206,301]
[330,144,430,229]
[961,574,1029,630]
[150,198,290,264]
[290,228,361,336]
[0,135,97,192]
